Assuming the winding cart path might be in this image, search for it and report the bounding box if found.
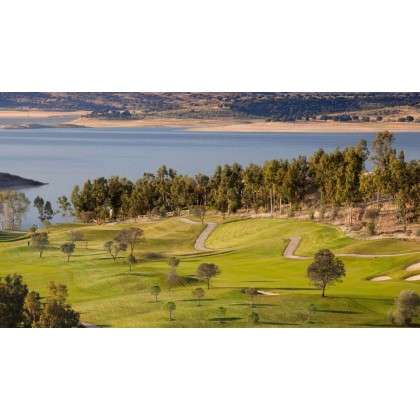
[179,218,217,251]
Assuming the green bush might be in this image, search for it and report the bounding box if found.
[366,221,376,236]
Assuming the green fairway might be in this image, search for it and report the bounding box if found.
[1,217,420,327]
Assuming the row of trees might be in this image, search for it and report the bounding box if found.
[0,274,79,328]
[68,132,420,230]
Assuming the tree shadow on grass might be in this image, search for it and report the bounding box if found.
[317,309,361,315]
[357,323,399,328]
[277,287,315,291]
[114,272,159,278]
[208,317,242,322]
[230,303,277,307]
[179,298,217,302]
[242,280,275,283]
[142,252,165,260]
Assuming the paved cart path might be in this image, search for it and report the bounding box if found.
[283,237,420,259]
[179,218,217,251]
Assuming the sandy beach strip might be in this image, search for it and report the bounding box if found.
[68,117,420,133]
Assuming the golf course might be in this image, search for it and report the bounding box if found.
[1,215,420,327]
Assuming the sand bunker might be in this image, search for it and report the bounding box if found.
[406,263,420,271]
[370,276,391,281]
[405,275,420,281]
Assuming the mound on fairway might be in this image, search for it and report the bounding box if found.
[370,276,391,282]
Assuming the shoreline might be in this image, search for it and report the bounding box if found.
[0,110,419,133]
[69,117,420,133]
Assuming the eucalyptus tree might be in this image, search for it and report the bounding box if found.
[0,190,30,230]
[57,195,73,222]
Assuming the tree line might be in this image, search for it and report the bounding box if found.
[67,131,420,231]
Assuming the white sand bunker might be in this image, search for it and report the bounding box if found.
[257,290,279,296]
[406,263,420,271]
[370,276,391,281]
[405,275,420,281]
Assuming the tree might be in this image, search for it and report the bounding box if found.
[23,291,42,327]
[0,190,30,230]
[28,225,38,238]
[115,227,145,256]
[196,263,221,289]
[0,274,28,327]
[151,285,161,303]
[67,230,85,244]
[31,232,49,257]
[43,220,52,233]
[167,267,178,291]
[165,301,176,321]
[57,195,73,222]
[37,281,80,328]
[371,131,396,204]
[167,257,180,290]
[33,196,55,226]
[307,304,317,323]
[245,288,259,307]
[217,306,226,323]
[192,287,205,306]
[104,240,127,260]
[168,257,180,269]
[192,205,206,224]
[307,249,346,297]
[390,290,420,326]
[248,312,260,324]
[60,242,76,262]
[127,254,137,272]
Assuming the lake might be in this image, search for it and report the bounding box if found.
[1,127,420,227]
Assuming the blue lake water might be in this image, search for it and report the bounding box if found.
[1,127,420,227]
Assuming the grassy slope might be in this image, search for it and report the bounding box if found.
[1,218,420,327]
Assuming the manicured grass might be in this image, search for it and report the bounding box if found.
[1,217,420,327]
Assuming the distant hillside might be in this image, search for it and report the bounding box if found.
[1,92,419,121]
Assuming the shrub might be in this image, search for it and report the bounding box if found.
[319,205,326,220]
[308,209,315,220]
[391,290,420,326]
[365,207,378,220]
[366,221,376,236]
[406,116,414,122]
[248,312,260,324]
[229,200,239,214]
